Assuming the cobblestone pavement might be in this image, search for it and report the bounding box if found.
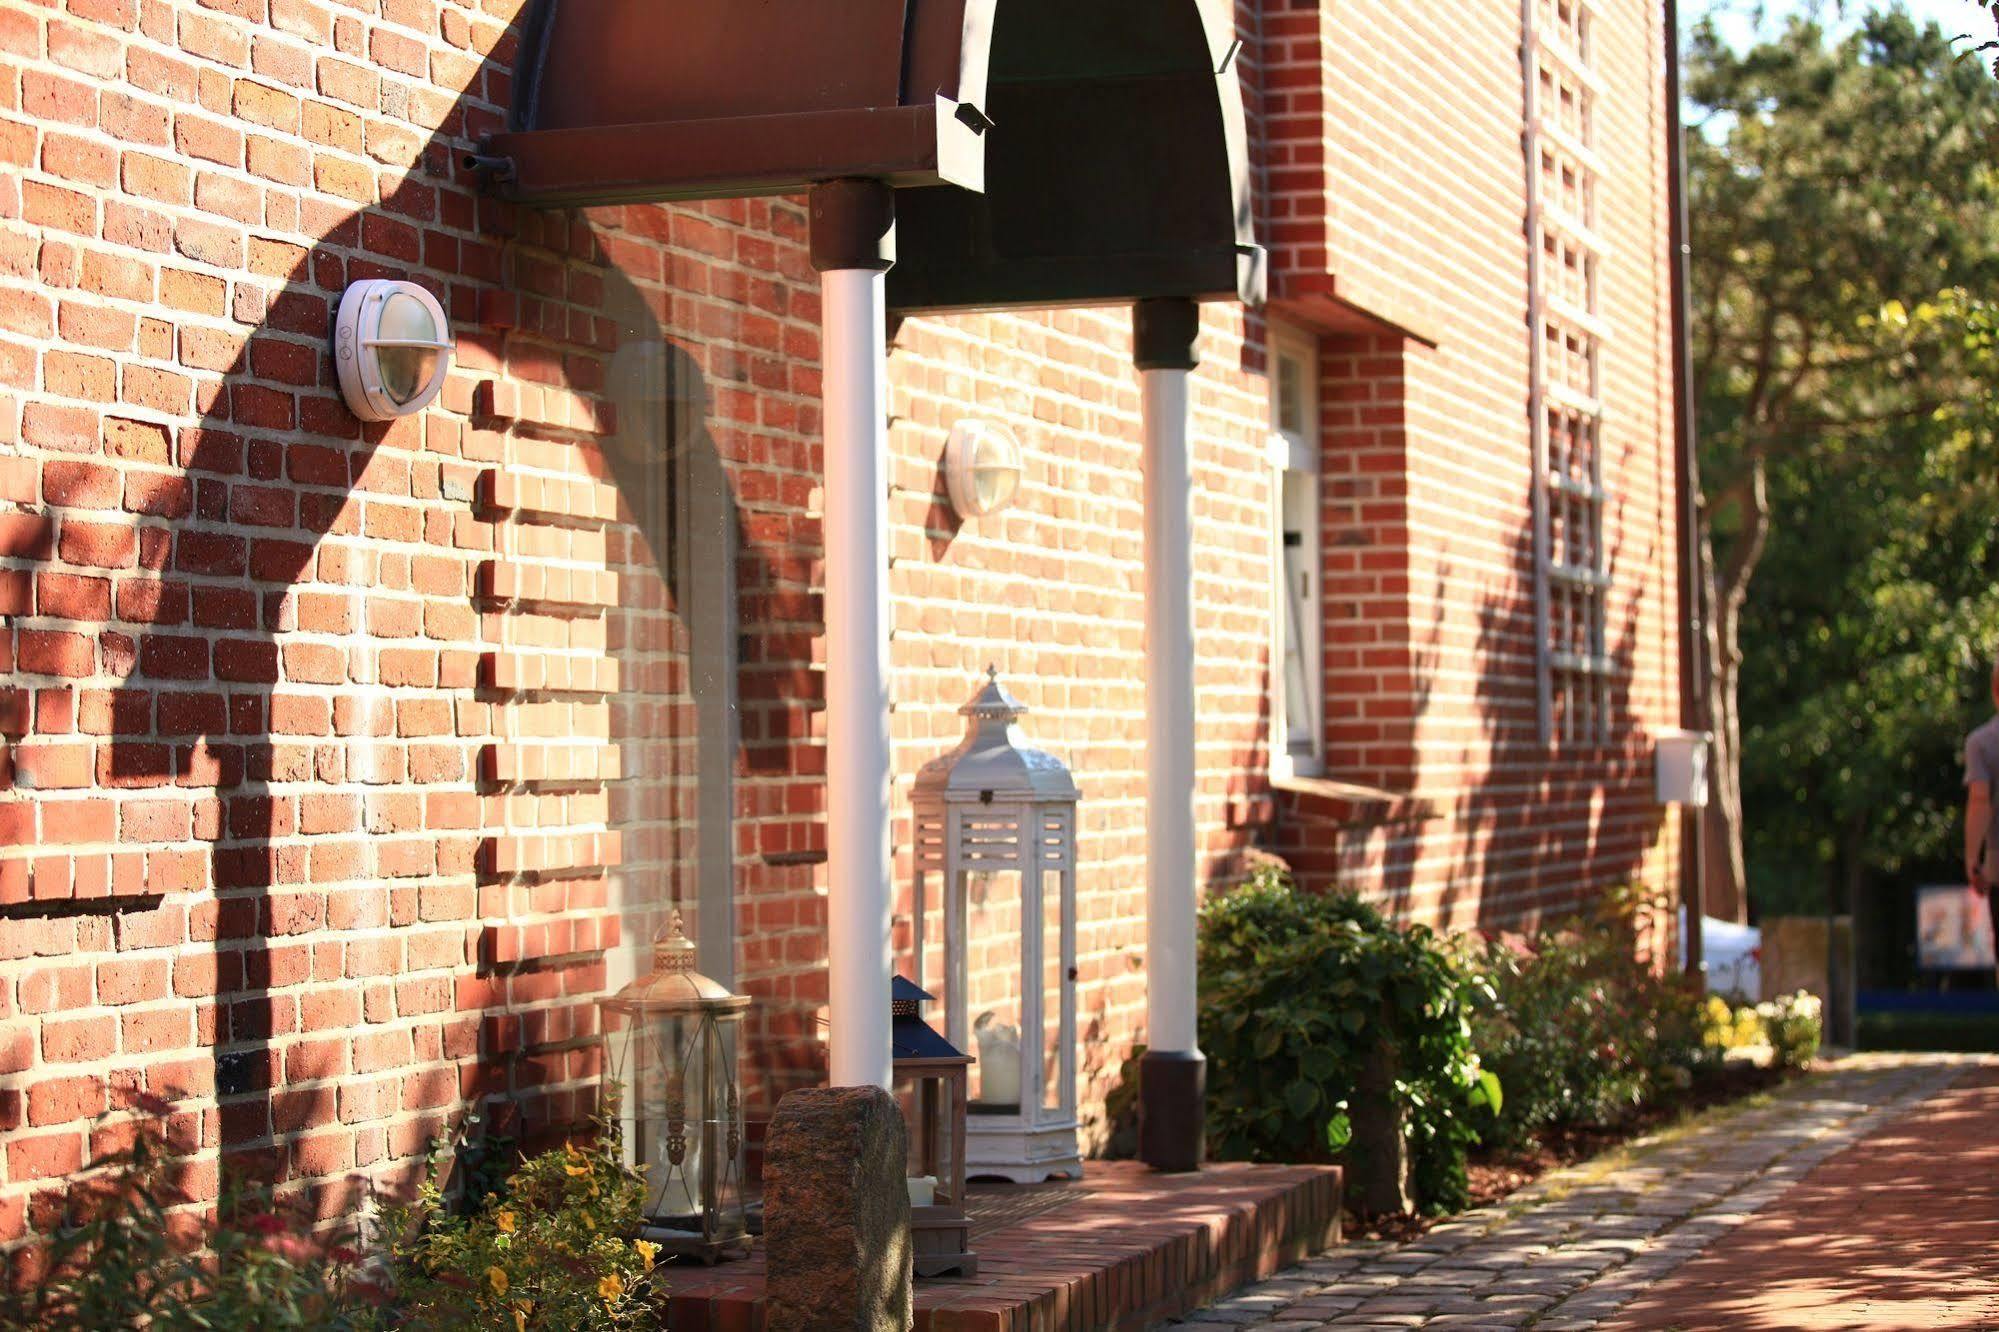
[1170,1053,1996,1331]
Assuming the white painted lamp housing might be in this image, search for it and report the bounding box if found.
[333,279,453,421]
[943,419,1023,519]
[1654,728,1712,807]
[910,668,1082,1184]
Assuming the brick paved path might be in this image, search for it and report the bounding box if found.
[1609,1065,1999,1331]
[1169,1054,1996,1331]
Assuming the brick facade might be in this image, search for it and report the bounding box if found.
[0,0,1681,1252]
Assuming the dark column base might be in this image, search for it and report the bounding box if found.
[1137,1049,1206,1173]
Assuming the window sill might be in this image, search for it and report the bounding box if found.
[1270,774,1438,827]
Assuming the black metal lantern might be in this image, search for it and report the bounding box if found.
[891,975,976,1278]
[602,911,751,1263]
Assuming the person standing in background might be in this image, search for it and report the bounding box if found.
[1960,657,1999,985]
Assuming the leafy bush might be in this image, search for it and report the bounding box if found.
[1758,991,1824,1068]
[1198,869,1496,1211]
[1698,991,1821,1068]
[0,1111,670,1332]
[1468,886,1708,1148]
[1702,994,1763,1053]
[0,1119,371,1332]
[377,1129,670,1332]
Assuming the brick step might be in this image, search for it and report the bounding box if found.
[663,1159,1342,1332]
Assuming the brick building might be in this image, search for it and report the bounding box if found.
[0,0,1685,1248]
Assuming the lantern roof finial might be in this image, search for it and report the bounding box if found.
[604,907,750,1015]
[959,666,1028,722]
[656,908,697,973]
[916,669,1078,805]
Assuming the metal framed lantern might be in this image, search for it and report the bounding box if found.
[891,975,976,1278]
[911,668,1081,1183]
[602,911,752,1263]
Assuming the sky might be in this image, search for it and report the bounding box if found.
[1700,0,1995,48]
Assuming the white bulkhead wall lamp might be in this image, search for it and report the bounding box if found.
[333,279,454,421]
[943,419,1024,520]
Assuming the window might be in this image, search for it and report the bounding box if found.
[1527,0,1612,743]
[1269,331,1322,778]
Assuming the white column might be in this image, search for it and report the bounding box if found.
[815,181,896,1091]
[1142,364,1198,1055]
[1134,297,1205,1171]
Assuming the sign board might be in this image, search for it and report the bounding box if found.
[1916,885,1996,971]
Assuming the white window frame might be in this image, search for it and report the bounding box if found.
[1268,328,1323,779]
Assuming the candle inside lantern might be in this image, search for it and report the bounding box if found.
[907,1175,937,1207]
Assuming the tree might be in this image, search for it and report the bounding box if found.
[1685,7,1999,918]
[1737,293,1999,921]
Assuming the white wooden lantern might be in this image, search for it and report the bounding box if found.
[911,668,1081,1183]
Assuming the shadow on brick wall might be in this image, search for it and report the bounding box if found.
[0,47,825,1244]
[1444,516,1657,935]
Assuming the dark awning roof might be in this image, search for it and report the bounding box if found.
[889,0,1262,312]
[483,0,994,204]
[479,0,1261,311]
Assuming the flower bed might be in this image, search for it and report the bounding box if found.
[0,1111,668,1332]
[1196,874,1823,1231]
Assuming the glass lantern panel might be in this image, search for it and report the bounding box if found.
[632,1012,711,1227]
[965,869,1024,1113]
[890,1067,959,1208]
[913,863,948,1004]
[614,1009,751,1253]
[1041,867,1065,1115]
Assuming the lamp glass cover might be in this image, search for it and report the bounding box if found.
[972,457,1019,513]
[974,429,1021,512]
[377,291,441,405]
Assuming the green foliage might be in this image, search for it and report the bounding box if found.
[1197,869,1492,1212]
[1467,888,1709,1150]
[1688,7,1999,508]
[1700,989,1821,1068]
[1701,994,1764,1054]
[0,1120,371,1332]
[1688,6,1999,914]
[1738,289,1999,914]
[1759,991,1826,1068]
[0,1112,671,1332]
[377,1129,669,1332]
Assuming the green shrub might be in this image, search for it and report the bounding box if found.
[1702,994,1763,1054]
[1700,991,1819,1067]
[1757,991,1823,1068]
[1198,869,1496,1212]
[376,1127,670,1332]
[1468,886,1708,1148]
[0,1117,371,1332]
[0,1111,670,1332]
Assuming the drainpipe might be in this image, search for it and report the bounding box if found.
[1663,0,1708,978]
[1135,296,1206,1173]
[812,179,897,1091]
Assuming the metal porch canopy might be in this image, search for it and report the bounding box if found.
[477,0,1264,310]
[479,0,1258,1175]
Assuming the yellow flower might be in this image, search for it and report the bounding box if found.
[582,1212,596,1231]
[634,1240,659,1272]
[598,1273,625,1303]
[513,1310,527,1332]
[497,1210,517,1234]
[564,1163,591,1178]
[487,1266,509,1296]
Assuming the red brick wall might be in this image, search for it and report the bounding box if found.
[1260,0,1682,927]
[0,0,1681,1253]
